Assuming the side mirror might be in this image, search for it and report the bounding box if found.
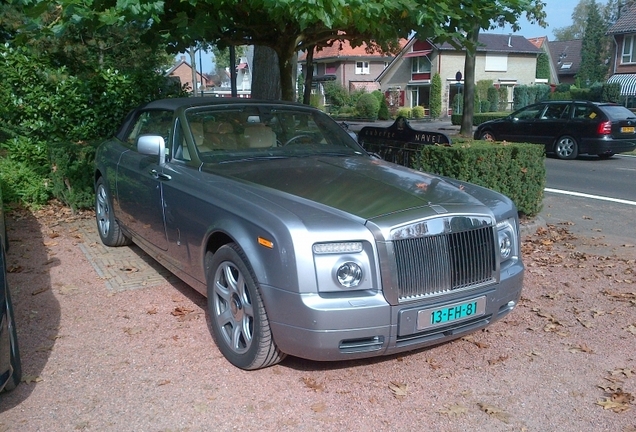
[137,135,166,164]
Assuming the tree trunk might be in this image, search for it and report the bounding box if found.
[460,25,480,137]
[303,47,315,105]
[251,46,281,100]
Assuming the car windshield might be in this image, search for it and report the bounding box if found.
[184,105,365,163]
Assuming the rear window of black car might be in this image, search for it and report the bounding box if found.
[600,105,636,121]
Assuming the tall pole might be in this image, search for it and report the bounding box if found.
[230,46,237,97]
[199,48,204,96]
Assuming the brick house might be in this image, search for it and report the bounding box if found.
[607,3,636,105]
[377,34,542,116]
[166,56,210,94]
[298,39,406,97]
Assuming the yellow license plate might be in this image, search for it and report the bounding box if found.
[621,126,635,133]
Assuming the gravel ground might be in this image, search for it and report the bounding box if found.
[0,204,634,431]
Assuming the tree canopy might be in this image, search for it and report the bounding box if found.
[14,0,545,101]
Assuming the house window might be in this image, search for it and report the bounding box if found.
[355,61,369,74]
[485,54,508,72]
[325,63,337,74]
[622,35,636,64]
[411,56,431,74]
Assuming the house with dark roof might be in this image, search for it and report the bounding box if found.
[547,39,582,85]
[376,34,541,116]
[607,3,636,104]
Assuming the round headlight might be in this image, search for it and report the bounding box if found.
[336,262,363,288]
[499,232,512,260]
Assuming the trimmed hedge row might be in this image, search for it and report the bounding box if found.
[451,112,509,126]
[413,140,545,217]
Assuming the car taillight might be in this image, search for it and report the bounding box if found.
[597,121,612,135]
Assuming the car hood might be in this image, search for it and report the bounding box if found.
[203,155,499,221]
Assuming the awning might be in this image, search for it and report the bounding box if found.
[607,73,636,96]
[403,50,432,58]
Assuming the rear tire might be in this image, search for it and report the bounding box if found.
[95,177,131,247]
[554,136,578,160]
[207,245,285,370]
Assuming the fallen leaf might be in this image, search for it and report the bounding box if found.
[158,380,171,386]
[596,397,630,413]
[624,324,636,335]
[610,368,634,378]
[7,265,23,273]
[123,327,143,335]
[31,287,50,296]
[146,307,158,315]
[310,402,327,413]
[568,344,594,354]
[576,317,594,328]
[438,403,468,416]
[120,266,139,274]
[477,403,511,423]
[171,306,194,317]
[388,381,408,399]
[488,355,509,365]
[22,375,43,384]
[301,377,324,392]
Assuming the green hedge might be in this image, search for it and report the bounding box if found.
[451,112,509,126]
[413,140,545,216]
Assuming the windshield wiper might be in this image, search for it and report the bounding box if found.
[218,155,289,164]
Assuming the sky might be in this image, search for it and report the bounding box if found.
[184,0,584,75]
[500,0,580,39]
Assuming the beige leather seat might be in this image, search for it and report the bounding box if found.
[243,123,276,148]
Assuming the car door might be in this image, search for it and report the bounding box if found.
[532,102,571,145]
[116,109,173,251]
[497,103,545,142]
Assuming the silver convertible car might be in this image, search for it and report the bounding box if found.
[94,98,524,370]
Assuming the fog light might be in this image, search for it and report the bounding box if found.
[336,262,362,288]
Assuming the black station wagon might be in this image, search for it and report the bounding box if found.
[474,100,636,159]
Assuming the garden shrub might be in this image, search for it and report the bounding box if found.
[356,93,380,120]
[429,74,442,119]
[396,107,412,118]
[412,106,425,119]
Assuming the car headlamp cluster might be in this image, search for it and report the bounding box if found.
[312,242,370,291]
[497,219,518,263]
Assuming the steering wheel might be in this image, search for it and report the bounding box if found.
[283,134,313,146]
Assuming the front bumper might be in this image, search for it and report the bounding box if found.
[262,261,524,362]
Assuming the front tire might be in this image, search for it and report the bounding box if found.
[554,136,578,160]
[479,130,496,141]
[2,288,21,392]
[207,245,285,370]
[95,177,131,247]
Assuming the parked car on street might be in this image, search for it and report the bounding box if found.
[0,188,21,392]
[474,100,636,159]
[95,97,524,370]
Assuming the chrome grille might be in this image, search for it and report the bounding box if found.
[394,225,496,301]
